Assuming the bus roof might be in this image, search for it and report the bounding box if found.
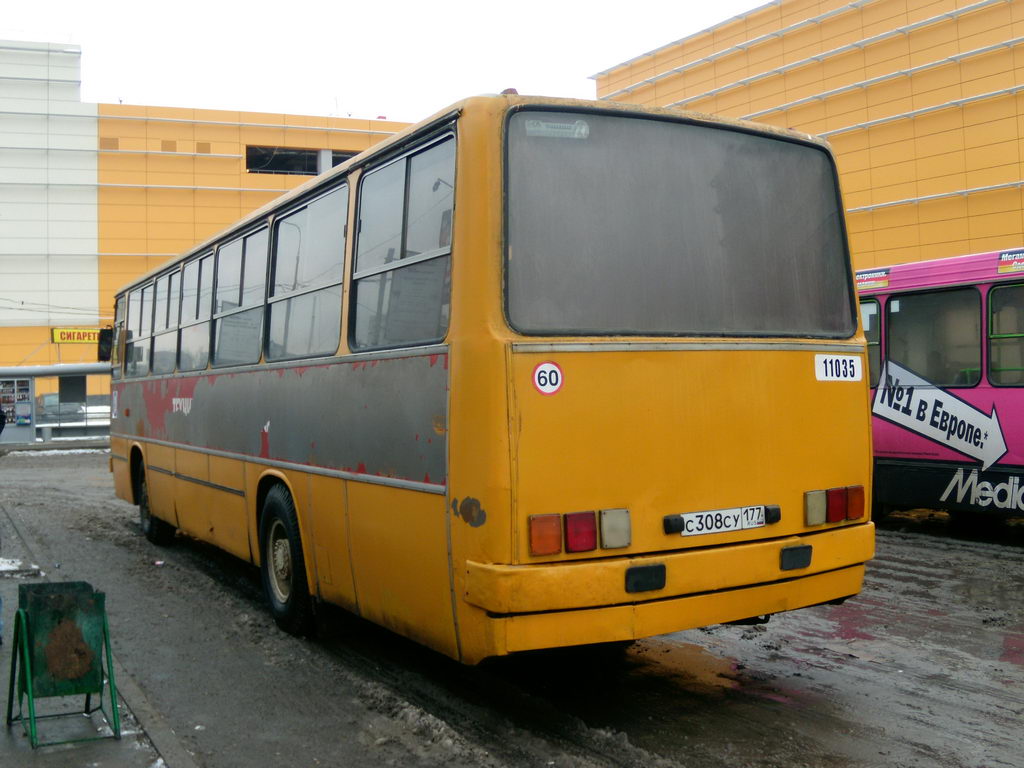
[856,246,1024,295]
[115,93,833,297]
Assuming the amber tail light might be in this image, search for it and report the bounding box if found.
[528,514,562,556]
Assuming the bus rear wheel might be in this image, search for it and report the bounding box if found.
[137,470,175,546]
[260,485,313,636]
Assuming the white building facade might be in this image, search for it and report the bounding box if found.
[0,40,100,337]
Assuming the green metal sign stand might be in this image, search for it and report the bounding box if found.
[5,581,121,748]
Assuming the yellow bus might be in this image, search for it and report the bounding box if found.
[107,95,874,664]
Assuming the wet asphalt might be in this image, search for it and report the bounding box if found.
[0,451,1021,768]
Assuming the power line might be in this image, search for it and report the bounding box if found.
[0,297,105,315]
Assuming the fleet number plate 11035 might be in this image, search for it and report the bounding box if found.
[677,506,766,537]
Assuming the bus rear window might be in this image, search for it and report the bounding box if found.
[506,111,854,338]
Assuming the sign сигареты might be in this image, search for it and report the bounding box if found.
[51,329,100,344]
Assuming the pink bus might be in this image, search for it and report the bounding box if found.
[857,248,1024,520]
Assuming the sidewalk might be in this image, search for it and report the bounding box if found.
[0,445,186,768]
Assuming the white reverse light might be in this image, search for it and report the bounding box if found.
[600,508,631,549]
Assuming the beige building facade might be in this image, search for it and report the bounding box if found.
[594,0,1024,270]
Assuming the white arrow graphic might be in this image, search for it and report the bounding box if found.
[872,361,1007,471]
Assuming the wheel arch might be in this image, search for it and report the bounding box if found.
[128,442,147,505]
[252,470,308,572]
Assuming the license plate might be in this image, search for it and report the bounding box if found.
[676,506,766,537]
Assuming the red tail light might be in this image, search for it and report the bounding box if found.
[826,487,847,523]
[564,511,597,553]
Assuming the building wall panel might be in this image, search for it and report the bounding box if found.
[919,216,970,244]
[595,0,1024,268]
[967,186,1024,216]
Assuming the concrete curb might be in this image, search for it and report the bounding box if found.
[0,439,110,456]
[112,657,204,768]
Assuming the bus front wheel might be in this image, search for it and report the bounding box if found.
[260,485,313,636]
[137,470,175,546]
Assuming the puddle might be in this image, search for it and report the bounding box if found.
[634,638,742,696]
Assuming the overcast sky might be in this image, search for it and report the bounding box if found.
[3,0,763,122]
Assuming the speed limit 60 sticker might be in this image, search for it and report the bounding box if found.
[533,362,564,395]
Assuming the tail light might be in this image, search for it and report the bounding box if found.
[599,508,631,548]
[805,485,865,526]
[564,512,597,552]
[826,487,847,523]
[528,508,631,556]
[528,514,562,556]
[846,485,865,519]
[805,490,827,525]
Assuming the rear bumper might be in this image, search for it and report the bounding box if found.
[493,563,865,656]
[466,522,874,614]
[461,523,873,661]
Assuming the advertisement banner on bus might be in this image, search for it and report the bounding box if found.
[872,361,1007,470]
[996,248,1024,275]
[855,268,889,291]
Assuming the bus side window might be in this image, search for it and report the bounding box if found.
[887,288,980,387]
[266,185,347,361]
[125,285,153,377]
[213,229,266,367]
[152,270,180,375]
[943,300,981,386]
[111,295,125,378]
[179,254,213,371]
[352,136,454,351]
[990,284,1024,386]
[859,299,880,386]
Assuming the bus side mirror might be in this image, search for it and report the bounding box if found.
[98,327,113,362]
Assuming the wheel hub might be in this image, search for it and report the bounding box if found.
[268,521,292,602]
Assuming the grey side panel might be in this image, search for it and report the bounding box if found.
[112,351,448,487]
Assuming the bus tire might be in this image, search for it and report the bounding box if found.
[138,470,175,546]
[260,485,313,636]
